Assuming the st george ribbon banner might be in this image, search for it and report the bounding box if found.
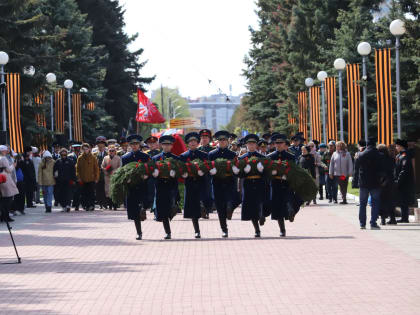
[6,73,23,153]
[298,91,308,141]
[310,86,321,142]
[325,77,338,141]
[169,118,200,129]
[136,89,165,124]
[346,64,361,144]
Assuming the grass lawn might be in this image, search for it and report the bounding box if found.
[347,180,359,196]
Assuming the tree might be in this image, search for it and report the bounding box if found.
[76,0,154,132]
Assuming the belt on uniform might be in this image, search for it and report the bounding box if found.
[273,176,283,180]
[246,175,261,179]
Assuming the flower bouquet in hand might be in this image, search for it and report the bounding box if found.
[179,159,210,179]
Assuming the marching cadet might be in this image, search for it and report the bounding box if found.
[145,136,161,157]
[152,135,180,240]
[94,136,108,209]
[238,134,265,237]
[208,130,239,237]
[198,129,214,218]
[180,132,209,238]
[394,139,415,223]
[145,136,160,212]
[121,135,151,240]
[267,134,296,237]
[117,137,129,156]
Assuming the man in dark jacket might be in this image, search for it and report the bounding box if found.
[352,138,385,229]
[53,149,77,212]
[394,139,415,223]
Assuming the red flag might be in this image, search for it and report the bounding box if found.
[136,89,166,123]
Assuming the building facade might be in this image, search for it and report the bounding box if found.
[188,94,241,131]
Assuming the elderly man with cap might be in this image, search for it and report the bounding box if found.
[121,135,151,240]
[198,129,215,218]
[179,132,209,238]
[394,139,415,223]
[152,135,181,240]
[267,134,297,237]
[209,130,240,237]
[93,136,108,209]
[238,134,266,237]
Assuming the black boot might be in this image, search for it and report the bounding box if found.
[192,218,201,238]
[278,218,286,237]
[163,218,171,239]
[219,216,228,238]
[252,219,260,237]
[319,186,324,200]
[45,206,52,213]
[380,217,386,225]
[134,220,142,240]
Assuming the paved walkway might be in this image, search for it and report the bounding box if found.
[1,200,419,315]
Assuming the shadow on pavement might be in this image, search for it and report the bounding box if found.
[0,234,140,247]
[143,235,354,242]
[0,258,157,274]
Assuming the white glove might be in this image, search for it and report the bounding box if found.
[209,168,217,175]
[143,175,148,180]
[152,169,159,178]
[257,162,264,173]
[169,170,176,178]
[182,173,188,178]
[232,165,240,175]
[127,178,131,184]
[271,170,277,175]
[54,171,58,178]
[282,175,287,180]
[197,170,204,176]
[244,164,251,174]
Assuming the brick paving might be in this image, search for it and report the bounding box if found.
[1,201,420,315]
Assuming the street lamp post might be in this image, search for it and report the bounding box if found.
[0,51,9,135]
[390,19,406,138]
[305,77,314,140]
[317,71,328,143]
[46,73,56,132]
[334,58,346,141]
[64,79,73,141]
[357,41,371,142]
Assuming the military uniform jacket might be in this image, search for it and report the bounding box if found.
[208,147,237,161]
[147,149,161,158]
[152,151,180,221]
[179,149,209,219]
[199,144,215,154]
[395,150,415,190]
[121,150,151,221]
[267,150,295,162]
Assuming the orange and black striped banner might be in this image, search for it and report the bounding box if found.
[54,89,65,134]
[288,113,296,126]
[375,49,393,145]
[34,92,47,151]
[86,101,95,111]
[6,73,23,153]
[298,91,308,141]
[325,77,338,141]
[72,93,83,142]
[310,86,321,142]
[346,64,361,144]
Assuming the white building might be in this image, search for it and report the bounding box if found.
[188,94,241,131]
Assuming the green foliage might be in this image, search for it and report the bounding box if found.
[239,0,419,140]
[152,86,190,125]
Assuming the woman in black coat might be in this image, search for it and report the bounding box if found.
[377,145,396,225]
[299,146,316,205]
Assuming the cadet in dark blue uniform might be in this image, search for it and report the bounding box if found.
[152,135,180,240]
[180,132,209,238]
[208,131,238,237]
[238,134,265,237]
[198,129,215,218]
[267,134,296,237]
[121,135,151,240]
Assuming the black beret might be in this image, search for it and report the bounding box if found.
[395,139,408,148]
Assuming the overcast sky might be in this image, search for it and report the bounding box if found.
[120,0,258,99]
